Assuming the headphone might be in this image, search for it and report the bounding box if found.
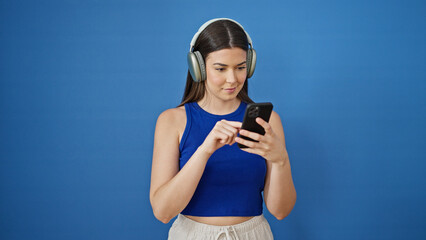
[187,18,257,82]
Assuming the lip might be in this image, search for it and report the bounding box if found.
[224,87,237,93]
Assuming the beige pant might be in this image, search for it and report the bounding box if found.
[168,214,274,240]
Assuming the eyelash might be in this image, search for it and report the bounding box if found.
[215,66,246,72]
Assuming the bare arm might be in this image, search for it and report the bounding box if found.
[149,109,241,223]
[235,111,296,220]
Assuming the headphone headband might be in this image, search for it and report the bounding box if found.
[189,18,253,52]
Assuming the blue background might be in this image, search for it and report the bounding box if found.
[1,0,425,239]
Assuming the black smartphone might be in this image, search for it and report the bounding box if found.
[238,102,273,149]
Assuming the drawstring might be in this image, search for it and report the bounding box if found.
[215,225,240,240]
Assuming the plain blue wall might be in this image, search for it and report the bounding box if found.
[1,0,425,239]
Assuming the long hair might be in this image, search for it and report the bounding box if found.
[178,20,254,107]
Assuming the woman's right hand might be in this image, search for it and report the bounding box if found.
[199,120,242,155]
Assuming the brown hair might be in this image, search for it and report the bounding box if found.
[178,20,254,107]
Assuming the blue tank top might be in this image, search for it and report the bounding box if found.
[179,101,266,217]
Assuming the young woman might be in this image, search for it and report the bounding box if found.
[150,18,296,240]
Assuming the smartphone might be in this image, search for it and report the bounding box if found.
[238,102,273,149]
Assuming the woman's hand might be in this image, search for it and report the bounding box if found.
[200,120,242,155]
[235,117,288,166]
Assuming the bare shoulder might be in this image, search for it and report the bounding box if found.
[269,110,286,140]
[270,110,283,127]
[156,106,186,141]
[157,106,185,124]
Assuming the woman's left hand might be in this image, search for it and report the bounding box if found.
[235,117,288,166]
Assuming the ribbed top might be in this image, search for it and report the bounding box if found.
[179,101,266,217]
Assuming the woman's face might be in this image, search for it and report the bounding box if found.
[204,47,247,103]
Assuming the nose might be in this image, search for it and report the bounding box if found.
[226,70,238,83]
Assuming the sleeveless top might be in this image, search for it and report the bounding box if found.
[179,101,266,217]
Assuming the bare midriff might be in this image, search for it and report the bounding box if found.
[183,215,255,226]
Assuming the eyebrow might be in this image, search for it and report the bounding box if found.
[213,61,246,67]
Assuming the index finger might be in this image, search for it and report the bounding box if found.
[256,117,273,134]
[220,120,242,129]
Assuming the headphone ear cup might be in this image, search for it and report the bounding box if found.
[246,48,257,78]
[195,51,206,81]
[187,51,206,82]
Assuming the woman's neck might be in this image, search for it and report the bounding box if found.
[197,97,241,115]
